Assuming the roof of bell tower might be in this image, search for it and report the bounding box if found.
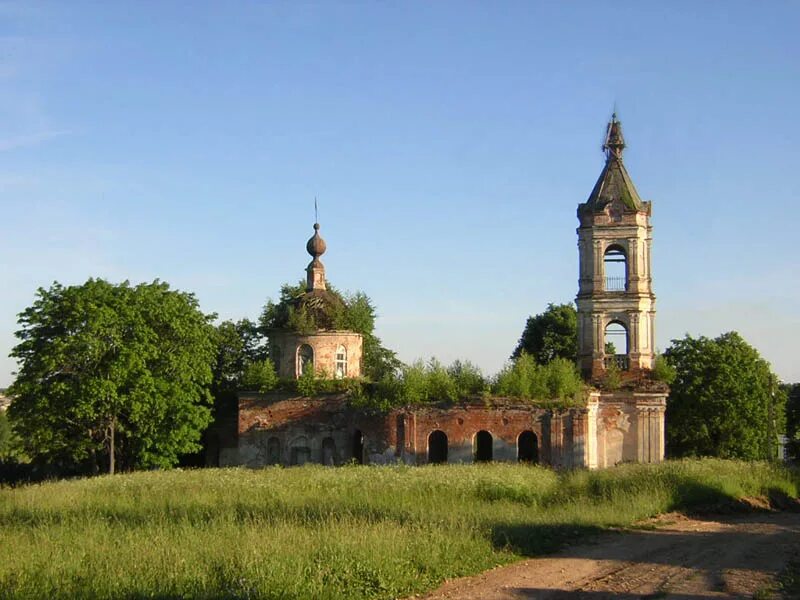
[584,113,643,212]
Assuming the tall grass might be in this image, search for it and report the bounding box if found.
[0,459,797,599]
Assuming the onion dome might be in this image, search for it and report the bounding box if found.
[306,223,327,259]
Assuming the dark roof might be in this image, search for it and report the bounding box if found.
[585,155,642,211]
[583,114,643,212]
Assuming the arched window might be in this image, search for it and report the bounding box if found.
[297,344,314,377]
[290,436,311,466]
[428,430,448,464]
[321,437,336,466]
[335,345,347,379]
[603,245,627,292]
[604,320,629,371]
[352,429,364,464]
[517,431,538,463]
[267,437,281,465]
[474,430,493,462]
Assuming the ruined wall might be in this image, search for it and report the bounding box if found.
[591,390,667,467]
[227,391,391,467]
[398,404,583,466]
[227,393,606,469]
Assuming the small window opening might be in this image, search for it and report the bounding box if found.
[517,431,539,463]
[335,345,347,379]
[604,321,629,371]
[297,344,314,377]
[428,430,448,464]
[474,430,493,462]
[604,245,627,292]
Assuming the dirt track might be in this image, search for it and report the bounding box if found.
[418,511,800,599]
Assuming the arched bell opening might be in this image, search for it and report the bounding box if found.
[604,320,630,371]
[603,245,627,292]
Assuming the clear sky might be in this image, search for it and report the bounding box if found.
[1,1,798,387]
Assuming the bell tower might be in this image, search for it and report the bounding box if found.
[576,114,656,379]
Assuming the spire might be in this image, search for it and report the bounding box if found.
[585,113,642,211]
[306,220,327,292]
[603,112,626,160]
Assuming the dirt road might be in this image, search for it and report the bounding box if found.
[419,512,800,599]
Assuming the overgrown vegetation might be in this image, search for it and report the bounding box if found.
[242,355,588,411]
[0,459,796,600]
[259,281,402,381]
[494,354,585,406]
[664,332,786,460]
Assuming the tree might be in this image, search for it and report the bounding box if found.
[664,332,785,460]
[211,319,267,404]
[8,279,216,474]
[512,303,577,365]
[0,409,21,461]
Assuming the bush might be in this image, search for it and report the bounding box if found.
[493,354,585,404]
[241,360,279,392]
[652,353,676,384]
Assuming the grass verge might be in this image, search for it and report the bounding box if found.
[0,459,797,599]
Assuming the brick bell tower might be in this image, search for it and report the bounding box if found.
[576,114,656,380]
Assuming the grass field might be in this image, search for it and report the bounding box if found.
[0,459,797,599]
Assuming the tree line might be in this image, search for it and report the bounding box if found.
[1,280,797,479]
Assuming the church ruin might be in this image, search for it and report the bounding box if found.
[217,115,668,469]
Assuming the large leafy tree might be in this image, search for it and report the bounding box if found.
[664,332,785,460]
[512,303,578,365]
[8,279,216,474]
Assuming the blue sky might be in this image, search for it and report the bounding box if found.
[1,1,798,386]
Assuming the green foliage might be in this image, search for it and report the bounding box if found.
[0,410,23,461]
[448,360,489,397]
[212,318,266,402]
[241,360,279,393]
[296,361,318,397]
[0,460,795,599]
[493,354,585,404]
[260,281,402,381]
[603,358,622,391]
[652,353,677,384]
[362,330,403,381]
[7,279,216,474]
[512,303,577,364]
[375,359,490,407]
[664,332,785,460]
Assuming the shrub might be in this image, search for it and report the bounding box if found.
[241,360,279,392]
[652,353,676,384]
[494,353,585,404]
